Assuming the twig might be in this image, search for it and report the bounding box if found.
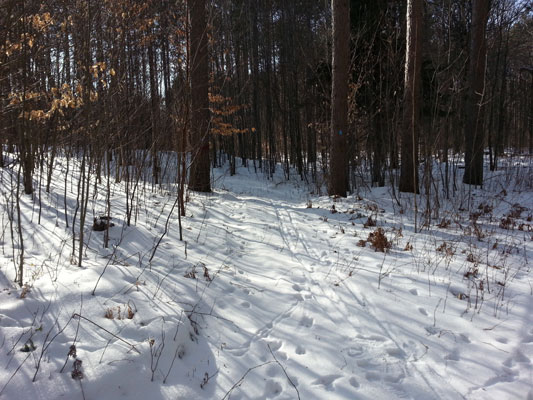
[72,313,140,353]
[267,344,301,400]
[33,314,73,382]
[163,312,184,383]
[221,361,275,400]
[60,296,83,373]
[433,298,442,327]
[0,352,32,396]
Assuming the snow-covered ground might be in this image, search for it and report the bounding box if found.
[0,155,532,399]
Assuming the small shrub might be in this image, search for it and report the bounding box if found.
[105,304,135,320]
[477,203,493,214]
[508,203,527,219]
[463,267,479,279]
[363,216,376,228]
[367,228,391,252]
[203,265,212,282]
[104,308,114,319]
[19,284,31,299]
[466,253,477,263]
[499,216,514,230]
[437,219,451,228]
[436,242,454,257]
[71,359,83,380]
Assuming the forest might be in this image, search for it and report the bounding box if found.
[0,0,532,399]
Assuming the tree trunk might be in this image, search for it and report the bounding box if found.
[399,0,422,194]
[463,0,489,186]
[188,0,211,192]
[328,0,350,197]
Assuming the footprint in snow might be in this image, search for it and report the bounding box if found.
[384,372,405,383]
[356,358,380,368]
[346,345,364,357]
[266,364,278,377]
[409,288,418,296]
[241,301,251,308]
[292,284,302,292]
[444,349,460,361]
[357,333,387,342]
[386,347,407,359]
[225,286,235,294]
[263,380,283,398]
[365,371,381,381]
[349,377,360,388]
[460,333,471,343]
[522,334,533,344]
[313,374,342,387]
[418,307,429,316]
[266,340,283,352]
[291,275,306,284]
[295,345,306,355]
[300,316,314,328]
[510,350,531,364]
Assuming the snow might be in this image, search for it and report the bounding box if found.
[1,154,532,399]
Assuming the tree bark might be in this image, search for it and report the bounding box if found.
[399,0,422,193]
[328,0,350,197]
[463,0,489,186]
[189,0,211,192]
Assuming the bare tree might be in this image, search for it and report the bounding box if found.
[188,0,211,192]
[328,0,350,197]
[399,0,422,194]
[463,0,490,186]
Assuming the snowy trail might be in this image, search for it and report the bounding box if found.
[208,181,449,399]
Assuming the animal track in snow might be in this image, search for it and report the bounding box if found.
[349,377,360,388]
[409,288,419,296]
[356,358,380,368]
[365,371,381,381]
[312,374,342,387]
[384,372,405,383]
[418,307,429,316]
[241,301,251,308]
[522,334,533,343]
[386,347,407,359]
[299,316,314,328]
[346,345,364,357]
[444,349,460,361]
[266,364,278,377]
[266,340,283,352]
[356,333,387,342]
[295,345,306,355]
[292,284,302,292]
[263,379,283,398]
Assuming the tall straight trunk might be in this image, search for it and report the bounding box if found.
[148,38,160,184]
[189,0,211,192]
[463,0,489,186]
[328,0,350,197]
[399,0,422,193]
[251,0,262,169]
